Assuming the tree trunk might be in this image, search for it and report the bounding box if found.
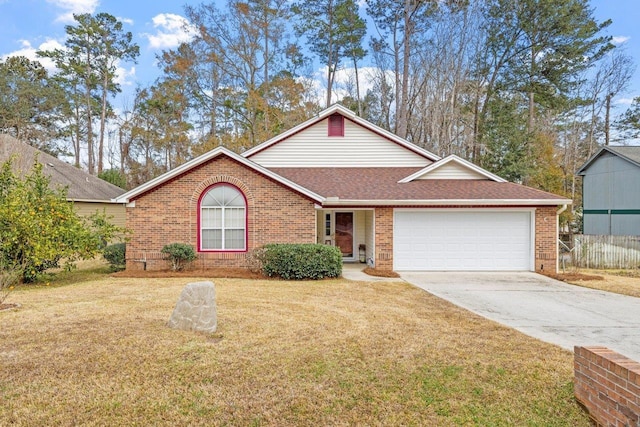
[85,85,94,174]
[98,76,108,175]
[263,6,270,133]
[528,91,535,132]
[395,0,412,139]
[605,93,612,146]
[353,56,362,116]
[85,42,94,174]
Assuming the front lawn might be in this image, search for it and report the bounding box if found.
[0,276,590,425]
[562,269,640,298]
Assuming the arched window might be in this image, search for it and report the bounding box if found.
[199,184,246,251]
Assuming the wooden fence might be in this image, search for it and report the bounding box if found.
[571,234,640,269]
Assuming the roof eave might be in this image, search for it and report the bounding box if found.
[69,198,126,204]
[577,146,607,175]
[577,146,640,175]
[115,147,325,204]
[321,198,573,207]
[399,155,508,183]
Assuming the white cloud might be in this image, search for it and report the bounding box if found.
[612,36,630,45]
[115,64,136,87]
[46,0,99,23]
[616,97,635,106]
[1,39,64,74]
[118,17,134,26]
[144,13,197,50]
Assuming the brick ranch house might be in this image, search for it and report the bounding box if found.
[115,104,570,274]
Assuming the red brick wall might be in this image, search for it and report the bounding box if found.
[535,206,558,274]
[375,208,393,270]
[574,346,640,426]
[125,155,316,271]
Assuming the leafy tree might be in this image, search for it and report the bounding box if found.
[0,56,66,151]
[526,131,566,194]
[366,0,437,137]
[293,0,367,108]
[38,13,139,175]
[480,95,531,183]
[92,13,140,174]
[592,50,635,146]
[614,96,640,141]
[98,168,127,189]
[473,0,612,152]
[183,0,294,147]
[117,87,171,187]
[341,0,367,115]
[0,158,125,282]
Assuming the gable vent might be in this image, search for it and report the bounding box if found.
[328,114,344,137]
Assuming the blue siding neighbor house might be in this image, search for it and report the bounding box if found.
[577,146,640,235]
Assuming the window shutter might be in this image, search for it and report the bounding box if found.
[328,114,344,137]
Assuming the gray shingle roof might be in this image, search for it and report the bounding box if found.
[605,146,640,165]
[577,145,640,175]
[0,134,125,201]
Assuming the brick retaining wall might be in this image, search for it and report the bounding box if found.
[574,346,640,426]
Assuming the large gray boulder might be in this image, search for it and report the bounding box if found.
[168,281,217,333]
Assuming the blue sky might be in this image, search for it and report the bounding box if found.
[1,0,639,112]
[0,0,196,104]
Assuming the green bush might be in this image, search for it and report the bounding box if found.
[103,243,126,271]
[161,243,197,271]
[256,243,342,280]
[0,158,126,282]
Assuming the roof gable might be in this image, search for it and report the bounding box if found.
[399,155,507,183]
[578,145,640,175]
[243,104,439,168]
[115,146,324,204]
[0,134,125,202]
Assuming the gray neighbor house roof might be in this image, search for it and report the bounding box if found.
[0,134,125,202]
[577,145,640,174]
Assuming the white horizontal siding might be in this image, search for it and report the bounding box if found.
[415,162,487,180]
[249,118,431,167]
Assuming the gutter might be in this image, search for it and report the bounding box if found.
[69,198,127,204]
[321,198,573,207]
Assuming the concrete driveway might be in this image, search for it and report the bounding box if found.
[400,272,640,361]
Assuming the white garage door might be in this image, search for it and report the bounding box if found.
[394,210,532,271]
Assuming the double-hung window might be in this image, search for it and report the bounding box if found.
[200,184,246,251]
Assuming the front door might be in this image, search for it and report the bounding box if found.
[334,212,354,258]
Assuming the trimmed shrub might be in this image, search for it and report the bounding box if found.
[161,243,197,271]
[258,243,342,280]
[103,243,126,271]
[246,246,268,273]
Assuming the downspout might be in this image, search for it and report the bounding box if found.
[556,204,568,273]
[557,204,568,215]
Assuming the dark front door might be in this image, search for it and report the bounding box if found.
[335,212,354,257]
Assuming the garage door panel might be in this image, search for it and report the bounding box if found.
[394,211,532,271]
